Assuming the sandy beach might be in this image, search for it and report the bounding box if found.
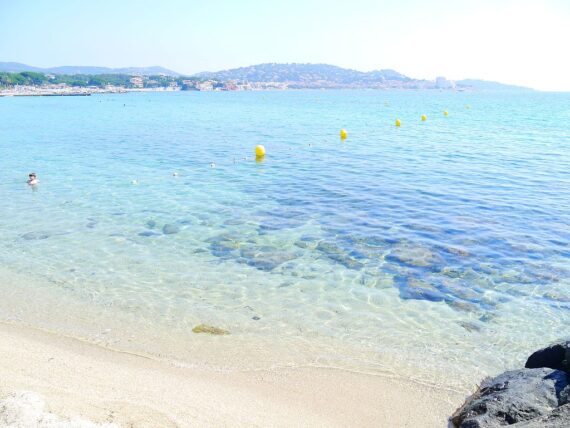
[0,322,463,427]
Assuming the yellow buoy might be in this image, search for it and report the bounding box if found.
[421,114,427,121]
[255,145,266,158]
[443,110,449,116]
[395,118,401,127]
[340,129,348,139]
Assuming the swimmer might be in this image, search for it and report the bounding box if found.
[210,162,216,168]
[27,172,39,185]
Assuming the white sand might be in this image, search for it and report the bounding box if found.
[0,322,464,427]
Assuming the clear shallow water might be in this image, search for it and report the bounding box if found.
[1,90,569,389]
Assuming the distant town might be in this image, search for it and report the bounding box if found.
[0,73,284,96]
[0,62,531,96]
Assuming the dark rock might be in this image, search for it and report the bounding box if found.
[515,404,570,427]
[451,368,570,428]
[526,340,570,372]
[162,224,180,235]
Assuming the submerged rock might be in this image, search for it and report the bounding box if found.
[162,224,180,235]
[245,251,296,271]
[458,321,481,332]
[446,300,480,314]
[223,218,246,226]
[316,241,364,270]
[21,231,50,240]
[441,267,465,278]
[192,324,230,335]
[386,244,443,270]
[395,276,446,302]
[138,231,160,237]
[259,217,306,232]
[443,245,470,257]
[294,236,320,250]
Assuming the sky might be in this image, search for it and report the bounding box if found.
[1,0,569,91]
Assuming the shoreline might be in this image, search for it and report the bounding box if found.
[0,87,178,97]
[0,86,477,97]
[0,321,464,427]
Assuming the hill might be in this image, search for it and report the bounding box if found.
[0,62,180,76]
[195,63,531,90]
[194,63,414,88]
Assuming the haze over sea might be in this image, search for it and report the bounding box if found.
[1,90,569,391]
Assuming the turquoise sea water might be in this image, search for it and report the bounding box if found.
[1,90,569,389]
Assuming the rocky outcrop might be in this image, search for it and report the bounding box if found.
[451,340,570,427]
[525,340,570,372]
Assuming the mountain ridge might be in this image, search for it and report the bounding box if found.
[0,62,179,76]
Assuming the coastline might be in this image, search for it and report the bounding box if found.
[0,87,182,97]
[0,321,463,427]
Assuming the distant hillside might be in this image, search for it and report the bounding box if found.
[194,63,531,91]
[0,61,533,91]
[456,79,533,92]
[195,63,412,85]
[0,62,180,76]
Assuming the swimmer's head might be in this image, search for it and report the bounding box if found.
[29,173,37,179]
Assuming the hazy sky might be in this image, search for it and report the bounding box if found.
[1,0,569,90]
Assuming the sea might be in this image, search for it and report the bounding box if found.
[1,90,569,391]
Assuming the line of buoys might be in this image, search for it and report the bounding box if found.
[255,144,266,158]
[203,108,462,170]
